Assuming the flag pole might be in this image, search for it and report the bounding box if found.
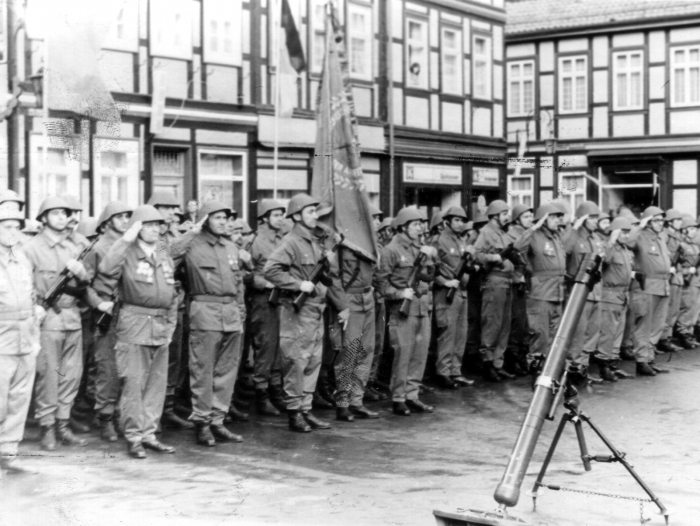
[272,0,283,200]
[42,36,49,193]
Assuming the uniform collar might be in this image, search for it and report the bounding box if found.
[397,232,420,249]
[40,227,67,248]
[103,228,122,242]
[258,222,281,241]
[201,228,225,246]
[483,221,504,234]
[441,227,461,243]
[291,222,314,242]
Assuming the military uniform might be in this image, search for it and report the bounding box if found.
[22,229,87,431]
[0,244,40,463]
[433,226,470,380]
[506,222,530,371]
[474,222,514,371]
[369,243,387,385]
[377,232,433,403]
[625,227,671,364]
[662,226,684,342]
[676,236,700,339]
[514,226,566,364]
[95,235,177,449]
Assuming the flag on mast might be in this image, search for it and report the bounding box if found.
[277,0,306,118]
[311,7,378,262]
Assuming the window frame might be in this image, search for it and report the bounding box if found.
[558,55,588,114]
[202,0,243,67]
[507,174,534,208]
[472,33,492,101]
[507,59,535,117]
[559,172,586,212]
[612,50,644,111]
[197,148,249,221]
[405,16,429,91]
[670,44,700,108]
[440,25,463,95]
[93,138,140,215]
[149,0,193,60]
[101,0,139,53]
[309,0,327,75]
[346,1,373,82]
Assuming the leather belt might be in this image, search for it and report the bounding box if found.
[344,286,372,294]
[121,303,169,317]
[191,294,235,304]
[0,309,33,321]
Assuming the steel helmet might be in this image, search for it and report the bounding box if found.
[76,217,99,238]
[575,201,601,218]
[0,209,25,228]
[369,204,383,219]
[473,213,488,226]
[393,207,423,227]
[417,208,428,222]
[285,193,319,218]
[231,218,253,234]
[198,200,235,222]
[512,204,534,222]
[148,191,181,208]
[609,217,632,231]
[597,212,611,222]
[641,206,665,220]
[128,205,165,227]
[464,221,474,231]
[36,196,72,220]
[681,215,698,230]
[97,201,133,227]
[443,206,468,221]
[618,208,640,224]
[378,217,393,232]
[257,199,286,218]
[534,203,562,221]
[0,190,24,208]
[552,199,570,216]
[486,199,509,217]
[60,195,83,211]
[430,211,444,231]
[664,209,683,222]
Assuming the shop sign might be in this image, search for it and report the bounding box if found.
[473,167,500,187]
[403,163,461,185]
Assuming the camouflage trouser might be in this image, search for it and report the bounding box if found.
[434,290,468,377]
[595,301,626,361]
[279,301,325,412]
[329,305,375,408]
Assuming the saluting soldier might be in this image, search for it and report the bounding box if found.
[264,194,344,432]
[84,201,133,442]
[624,207,672,376]
[21,197,89,451]
[474,200,515,382]
[675,215,700,349]
[377,207,436,416]
[432,206,473,389]
[247,199,287,416]
[94,206,178,458]
[177,201,247,446]
[0,210,42,476]
[513,204,565,372]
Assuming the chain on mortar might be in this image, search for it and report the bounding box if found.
[539,485,653,524]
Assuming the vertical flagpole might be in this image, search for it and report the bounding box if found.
[272,0,283,200]
[42,37,49,193]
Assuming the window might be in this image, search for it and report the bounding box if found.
[508,175,533,208]
[203,0,243,66]
[347,3,373,81]
[102,0,139,52]
[93,139,140,213]
[198,150,247,219]
[441,27,462,95]
[153,148,187,204]
[29,134,82,219]
[508,60,535,116]
[256,169,308,207]
[406,18,428,89]
[310,0,327,74]
[559,56,587,113]
[671,45,700,107]
[473,35,492,100]
[613,51,643,110]
[560,173,585,211]
[150,0,192,60]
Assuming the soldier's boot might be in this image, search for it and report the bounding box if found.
[336,407,355,422]
[40,425,57,451]
[649,362,670,374]
[302,412,331,430]
[349,405,379,419]
[678,335,697,350]
[598,362,618,382]
[227,405,250,422]
[619,346,635,361]
[0,454,38,475]
[636,362,657,377]
[194,423,216,447]
[256,390,281,417]
[99,414,118,443]
[161,395,194,429]
[363,386,382,402]
[57,420,88,447]
[657,339,681,353]
[392,402,411,416]
[268,383,287,414]
[312,392,334,410]
[113,410,124,436]
[69,416,91,434]
[609,360,633,379]
[210,424,243,443]
[436,375,459,390]
[482,361,501,383]
[317,374,335,407]
[405,399,434,413]
[288,410,311,433]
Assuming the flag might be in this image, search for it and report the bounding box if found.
[311,8,378,262]
[277,0,306,118]
[45,0,121,122]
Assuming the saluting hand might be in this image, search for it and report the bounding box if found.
[639,215,652,229]
[190,214,208,235]
[572,214,589,230]
[610,228,622,245]
[533,213,549,230]
[123,220,143,243]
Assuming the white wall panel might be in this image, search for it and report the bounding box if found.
[670,110,700,134]
[612,114,645,137]
[649,103,665,135]
[406,96,429,128]
[558,117,588,139]
[593,106,608,138]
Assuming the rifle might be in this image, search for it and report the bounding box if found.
[292,234,345,312]
[42,235,100,313]
[399,233,439,317]
[96,289,118,333]
[446,250,475,304]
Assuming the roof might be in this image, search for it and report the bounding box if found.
[506,0,700,36]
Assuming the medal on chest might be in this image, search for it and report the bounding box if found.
[137,261,154,283]
[544,241,555,256]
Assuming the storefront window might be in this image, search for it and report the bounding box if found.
[94,138,140,213]
[198,150,247,218]
[30,134,82,219]
[560,173,585,211]
[508,175,533,208]
[153,148,186,204]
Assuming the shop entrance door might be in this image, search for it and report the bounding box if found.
[404,186,462,223]
[598,166,656,218]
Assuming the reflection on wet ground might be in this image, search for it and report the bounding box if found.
[3,353,699,526]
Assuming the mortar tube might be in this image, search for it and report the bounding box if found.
[494,254,602,508]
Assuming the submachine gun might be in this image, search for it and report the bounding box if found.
[399,232,439,317]
[42,236,100,313]
[446,250,476,304]
[432,254,670,526]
